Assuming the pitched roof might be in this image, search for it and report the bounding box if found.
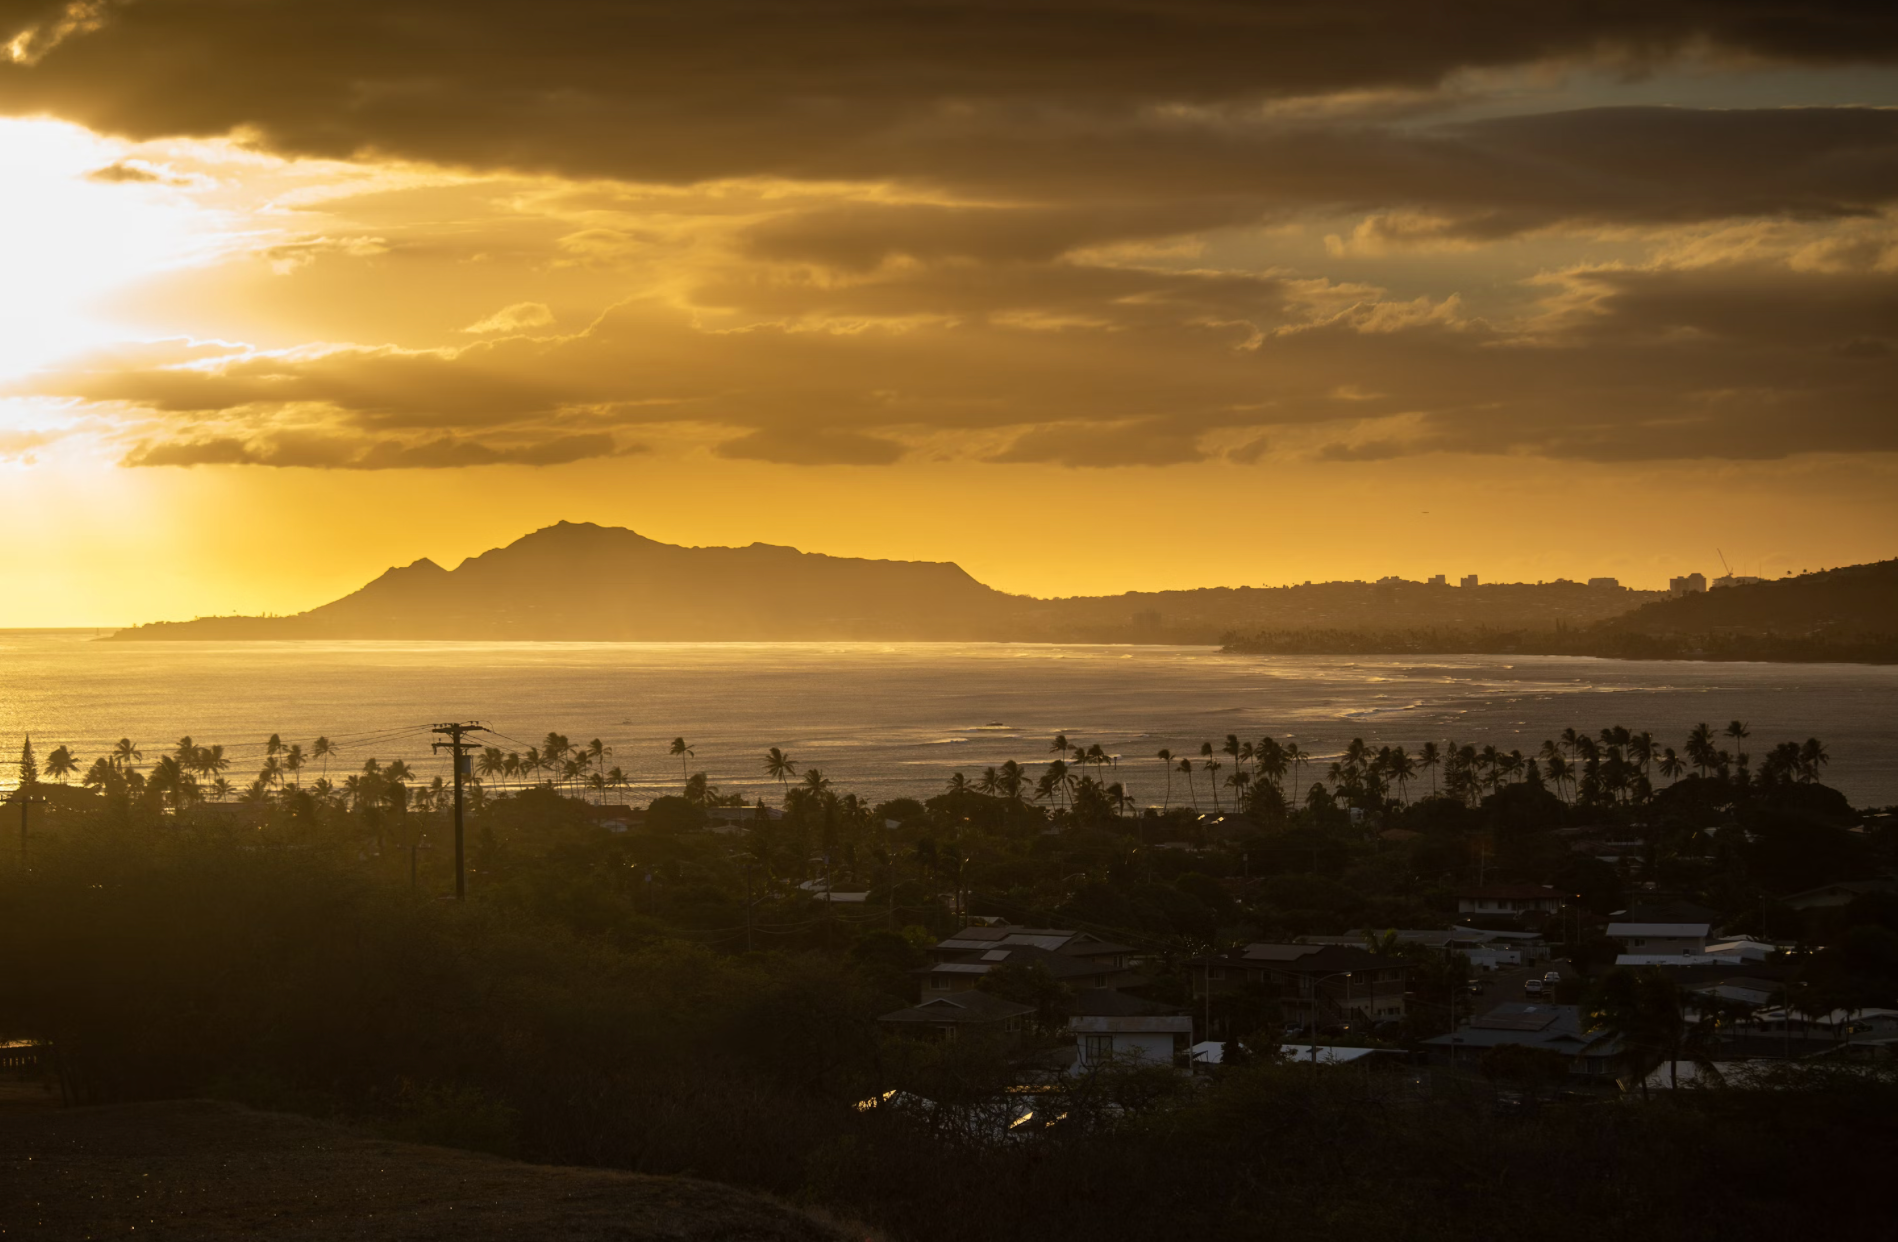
[1457,884,1565,900]
[1068,988,1178,1018]
[1607,922,1711,938]
[879,992,1035,1025]
[1421,1002,1620,1055]
[1229,943,1403,972]
[1069,1015,1194,1035]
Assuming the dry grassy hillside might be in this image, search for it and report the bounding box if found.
[0,1100,853,1241]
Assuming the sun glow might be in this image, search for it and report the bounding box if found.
[0,119,224,382]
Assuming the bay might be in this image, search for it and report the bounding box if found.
[3,630,1896,806]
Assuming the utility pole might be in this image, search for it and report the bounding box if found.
[743,863,755,954]
[431,722,488,901]
[18,787,43,869]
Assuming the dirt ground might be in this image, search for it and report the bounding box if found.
[0,1099,855,1241]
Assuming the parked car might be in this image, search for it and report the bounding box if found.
[1543,971,1563,984]
[1523,978,1546,997]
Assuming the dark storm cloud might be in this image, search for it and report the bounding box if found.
[35,251,1898,467]
[4,1,1897,189]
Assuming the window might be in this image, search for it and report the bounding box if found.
[1082,1035,1114,1062]
[929,975,950,990]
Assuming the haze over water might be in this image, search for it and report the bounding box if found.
[4,631,1895,806]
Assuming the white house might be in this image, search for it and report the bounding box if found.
[1607,922,1710,956]
[1069,1015,1192,1070]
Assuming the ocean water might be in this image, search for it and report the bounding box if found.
[3,631,1896,806]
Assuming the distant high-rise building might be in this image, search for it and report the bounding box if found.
[1669,573,1707,596]
[1587,577,1620,589]
[1459,574,1479,588]
[1427,574,1446,586]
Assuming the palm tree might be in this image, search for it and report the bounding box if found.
[111,738,142,771]
[606,766,629,799]
[284,743,305,789]
[201,744,230,789]
[1176,757,1196,809]
[44,745,79,784]
[82,756,113,790]
[976,766,1000,796]
[670,737,694,784]
[1798,737,1829,783]
[1545,753,1573,802]
[1255,738,1287,793]
[312,736,336,778]
[997,760,1026,804]
[1155,748,1174,810]
[477,747,506,783]
[1049,733,1070,761]
[1627,731,1656,779]
[1686,723,1717,776]
[1724,720,1750,774]
[945,772,972,796]
[1386,745,1416,803]
[385,758,414,786]
[588,738,610,773]
[1284,742,1309,803]
[1658,748,1685,782]
[210,777,232,802]
[800,767,832,798]
[1418,741,1440,796]
[265,734,284,765]
[764,747,798,791]
[543,733,572,786]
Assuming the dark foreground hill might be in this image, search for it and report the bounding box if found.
[106,520,1669,642]
[0,1099,845,1241]
[1602,558,1898,637]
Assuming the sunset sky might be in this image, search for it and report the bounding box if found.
[2,1,1896,625]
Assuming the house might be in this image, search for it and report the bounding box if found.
[1198,813,1259,841]
[916,925,1144,998]
[1300,927,1550,969]
[1607,921,1710,956]
[1190,1042,1405,1067]
[878,991,1034,1041]
[1422,1002,1624,1079]
[1070,1015,1193,1070]
[1190,943,1406,1027]
[1457,884,1566,923]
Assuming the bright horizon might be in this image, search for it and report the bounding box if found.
[2,6,1896,626]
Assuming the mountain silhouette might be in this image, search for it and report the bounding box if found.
[111,522,1025,641]
[117,521,1880,645]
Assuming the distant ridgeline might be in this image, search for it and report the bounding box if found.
[104,521,1896,659]
[1225,560,1898,664]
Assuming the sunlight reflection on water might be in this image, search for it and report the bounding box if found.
[1,632,1895,804]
